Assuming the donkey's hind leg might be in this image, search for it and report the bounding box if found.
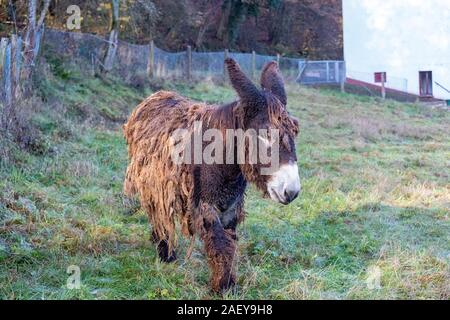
[144,201,177,263]
[152,231,177,263]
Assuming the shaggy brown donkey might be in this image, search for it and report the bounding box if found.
[123,58,300,292]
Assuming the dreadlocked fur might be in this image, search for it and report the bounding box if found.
[123,58,299,292]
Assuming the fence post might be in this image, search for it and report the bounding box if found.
[90,53,96,77]
[186,45,192,81]
[326,61,330,82]
[3,42,11,107]
[0,38,8,107]
[276,53,280,65]
[340,61,346,93]
[0,38,8,78]
[251,50,256,80]
[334,61,339,83]
[147,40,155,79]
[0,38,8,64]
[381,73,386,100]
[10,35,19,102]
[224,49,229,81]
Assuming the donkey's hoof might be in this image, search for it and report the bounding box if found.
[160,250,177,263]
[212,275,236,294]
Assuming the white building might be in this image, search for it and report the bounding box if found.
[343,0,450,101]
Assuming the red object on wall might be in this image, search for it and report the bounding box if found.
[374,72,387,83]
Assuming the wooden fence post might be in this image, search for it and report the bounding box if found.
[251,50,256,80]
[334,61,339,83]
[0,38,8,66]
[0,38,8,79]
[3,42,12,107]
[147,40,155,79]
[224,49,229,81]
[0,38,8,107]
[186,45,192,81]
[10,35,19,102]
[90,53,95,77]
[340,61,346,93]
[325,61,330,82]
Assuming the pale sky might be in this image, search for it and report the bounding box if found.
[343,0,450,98]
[357,0,450,65]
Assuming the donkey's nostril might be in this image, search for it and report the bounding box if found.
[284,189,299,203]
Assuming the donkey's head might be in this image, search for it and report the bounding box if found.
[225,58,300,205]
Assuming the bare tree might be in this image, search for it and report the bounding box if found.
[100,0,120,74]
[22,0,51,82]
[195,0,222,49]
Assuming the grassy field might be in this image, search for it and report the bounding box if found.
[0,64,449,299]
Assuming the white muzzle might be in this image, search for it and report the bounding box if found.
[267,162,301,205]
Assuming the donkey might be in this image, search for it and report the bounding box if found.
[123,58,300,292]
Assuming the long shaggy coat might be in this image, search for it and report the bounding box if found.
[123,59,299,291]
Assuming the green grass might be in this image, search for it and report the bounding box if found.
[0,70,449,299]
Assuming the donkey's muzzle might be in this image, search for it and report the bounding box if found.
[267,162,301,205]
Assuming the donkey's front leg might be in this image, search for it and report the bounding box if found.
[200,204,237,293]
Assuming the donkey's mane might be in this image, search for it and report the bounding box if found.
[264,92,299,138]
[206,92,299,138]
[205,101,240,131]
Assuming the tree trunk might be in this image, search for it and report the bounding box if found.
[22,0,50,91]
[195,23,208,49]
[216,0,231,41]
[101,0,120,74]
[195,0,221,49]
[22,0,37,82]
[7,1,18,34]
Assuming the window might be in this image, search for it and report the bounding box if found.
[419,71,433,97]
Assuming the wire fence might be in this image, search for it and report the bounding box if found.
[347,70,408,93]
[42,29,345,85]
[0,28,346,107]
[0,28,44,108]
[344,69,418,102]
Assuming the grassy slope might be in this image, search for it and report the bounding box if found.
[0,70,449,299]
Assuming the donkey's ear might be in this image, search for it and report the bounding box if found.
[225,58,262,102]
[260,61,287,105]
